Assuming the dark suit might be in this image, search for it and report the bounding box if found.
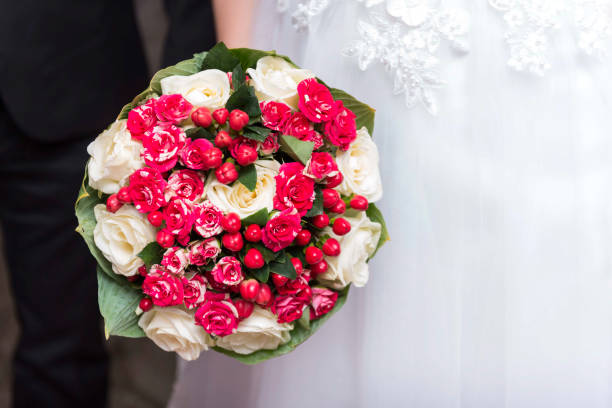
[0,1,215,406]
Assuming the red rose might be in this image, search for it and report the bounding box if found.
[310,287,338,320]
[163,198,194,238]
[193,201,224,238]
[142,265,184,307]
[188,238,221,266]
[229,136,259,161]
[195,299,239,336]
[297,78,337,123]
[142,123,187,172]
[211,256,244,286]
[127,167,167,213]
[271,295,306,323]
[283,112,313,139]
[154,94,193,124]
[161,247,189,275]
[277,275,313,303]
[305,152,338,180]
[262,208,302,252]
[259,133,280,155]
[127,100,157,140]
[165,169,204,202]
[182,274,206,310]
[324,100,357,150]
[179,138,214,170]
[260,101,291,131]
[273,162,315,216]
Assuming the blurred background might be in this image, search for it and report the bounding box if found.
[0,1,177,406]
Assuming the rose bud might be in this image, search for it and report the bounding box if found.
[235,144,258,166]
[212,108,229,125]
[255,283,272,306]
[311,213,329,229]
[117,187,131,203]
[138,265,148,277]
[271,273,289,288]
[222,232,244,252]
[214,130,232,148]
[305,246,324,265]
[325,172,344,188]
[350,195,369,211]
[147,211,163,227]
[244,224,262,242]
[233,298,254,319]
[229,109,249,131]
[156,230,175,248]
[191,107,213,128]
[322,188,340,209]
[106,194,123,213]
[201,147,223,169]
[322,238,341,257]
[244,248,265,269]
[311,259,328,275]
[329,199,346,214]
[290,258,303,276]
[139,297,153,312]
[239,278,260,301]
[332,217,351,236]
[295,229,311,246]
[221,212,241,233]
[215,162,239,184]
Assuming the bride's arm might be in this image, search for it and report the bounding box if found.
[212,0,256,48]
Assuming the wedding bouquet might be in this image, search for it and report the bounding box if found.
[75,43,388,363]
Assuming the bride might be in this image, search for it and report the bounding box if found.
[170,1,612,406]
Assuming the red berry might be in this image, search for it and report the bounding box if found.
[233,298,254,319]
[329,199,346,214]
[322,188,340,208]
[215,162,239,184]
[106,194,122,213]
[305,246,324,265]
[147,211,163,227]
[117,187,131,203]
[271,273,289,288]
[322,238,341,257]
[244,224,262,242]
[325,172,344,188]
[139,298,153,312]
[191,107,212,128]
[332,218,351,236]
[311,260,328,275]
[212,108,229,125]
[156,230,175,248]
[239,279,260,301]
[138,265,148,277]
[290,258,303,276]
[215,130,232,148]
[311,213,329,229]
[221,212,241,233]
[222,232,244,252]
[127,275,139,282]
[255,283,272,306]
[229,109,249,131]
[236,145,258,166]
[201,147,223,169]
[350,195,369,211]
[295,229,311,246]
[244,248,265,269]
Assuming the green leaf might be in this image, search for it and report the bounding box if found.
[237,164,257,191]
[243,125,271,142]
[150,57,202,95]
[249,263,270,283]
[297,307,311,330]
[279,135,314,165]
[232,63,246,89]
[329,88,376,135]
[241,208,269,226]
[305,189,323,217]
[186,126,215,141]
[213,286,350,364]
[192,51,207,68]
[366,203,389,259]
[225,84,261,118]
[201,42,240,72]
[229,48,295,70]
[97,267,145,338]
[138,242,164,269]
[269,253,297,279]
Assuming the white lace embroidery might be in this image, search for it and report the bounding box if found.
[277,0,331,32]
[490,0,612,75]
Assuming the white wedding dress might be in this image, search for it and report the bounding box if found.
[169,1,612,406]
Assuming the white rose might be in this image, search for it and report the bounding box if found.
[215,306,293,355]
[87,120,144,194]
[336,126,383,203]
[160,69,231,111]
[93,204,156,277]
[204,159,280,218]
[138,306,214,361]
[246,56,314,109]
[317,211,381,289]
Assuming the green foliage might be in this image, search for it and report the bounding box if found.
[232,63,246,89]
[237,163,257,191]
[269,252,297,279]
[229,48,295,70]
[243,125,271,142]
[366,203,390,258]
[138,242,164,269]
[329,88,376,135]
[97,267,145,338]
[305,189,324,217]
[279,135,314,165]
[185,126,215,141]
[225,84,261,119]
[201,42,240,72]
[241,208,269,226]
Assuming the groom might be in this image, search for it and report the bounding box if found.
[0,0,215,406]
